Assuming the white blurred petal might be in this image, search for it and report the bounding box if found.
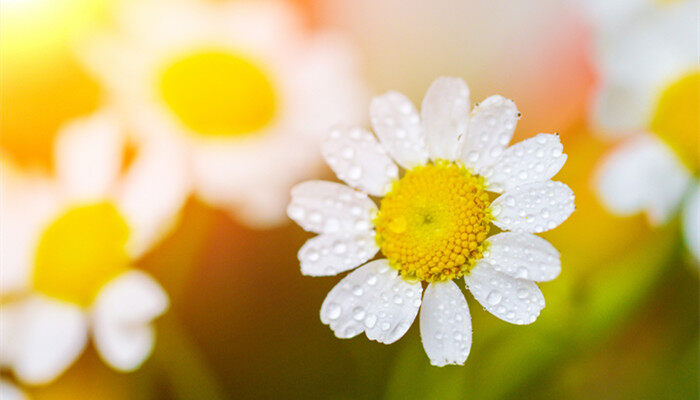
[288,180,377,235]
[320,259,422,344]
[13,296,88,385]
[116,138,190,258]
[0,166,58,296]
[421,77,470,161]
[682,184,700,262]
[54,111,123,202]
[465,262,545,325]
[482,133,567,193]
[322,126,399,196]
[460,95,519,172]
[287,32,369,136]
[594,134,690,224]
[576,0,653,30]
[492,181,575,233]
[419,281,471,367]
[370,91,428,168]
[93,271,169,372]
[0,302,22,367]
[592,1,699,134]
[298,232,378,276]
[0,379,28,400]
[592,80,652,135]
[483,232,561,281]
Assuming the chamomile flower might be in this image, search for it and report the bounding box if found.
[288,77,575,366]
[0,111,188,384]
[585,0,699,261]
[80,0,367,227]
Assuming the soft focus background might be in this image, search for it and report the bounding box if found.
[1,0,697,399]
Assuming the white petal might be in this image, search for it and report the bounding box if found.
[421,77,470,161]
[320,259,422,344]
[594,134,691,224]
[13,297,88,385]
[483,232,561,281]
[298,232,379,276]
[116,138,190,258]
[0,379,28,400]
[682,184,700,262]
[459,95,519,172]
[287,180,377,235]
[465,263,545,325]
[322,126,399,196]
[370,91,428,168]
[491,181,575,233]
[0,303,20,367]
[0,165,58,296]
[577,0,652,28]
[482,133,567,193]
[54,111,123,202]
[419,281,472,367]
[93,271,169,372]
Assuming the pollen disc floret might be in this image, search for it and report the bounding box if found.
[375,162,491,282]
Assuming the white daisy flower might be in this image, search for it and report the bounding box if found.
[595,134,699,261]
[287,77,575,366]
[0,110,188,384]
[582,0,698,135]
[79,0,367,228]
[585,0,699,262]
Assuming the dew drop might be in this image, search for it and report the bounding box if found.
[333,242,347,254]
[486,290,502,305]
[352,285,364,296]
[352,306,366,321]
[327,303,341,320]
[341,147,355,159]
[516,267,529,279]
[348,166,362,180]
[364,314,377,328]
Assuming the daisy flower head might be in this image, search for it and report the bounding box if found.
[79,0,367,228]
[586,0,699,262]
[288,77,575,366]
[0,110,188,384]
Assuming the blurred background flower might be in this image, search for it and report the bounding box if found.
[80,0,367,228]
[0,0,697,399]
[1,111,182,385]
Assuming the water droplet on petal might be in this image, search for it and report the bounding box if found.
[327,303,341,320]
[486,290,502,305]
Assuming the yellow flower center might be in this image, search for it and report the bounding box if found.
[158,49,277,138]
[374,162,492,283]
[33,202,130,307]
[650,70,699,172]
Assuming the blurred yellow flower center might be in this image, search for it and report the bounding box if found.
[651,71,699,172]
[33,202,130,307]
[159,50,277,138]
[374,162,492,282]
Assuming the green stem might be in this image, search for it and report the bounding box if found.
[152,315,227,400]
